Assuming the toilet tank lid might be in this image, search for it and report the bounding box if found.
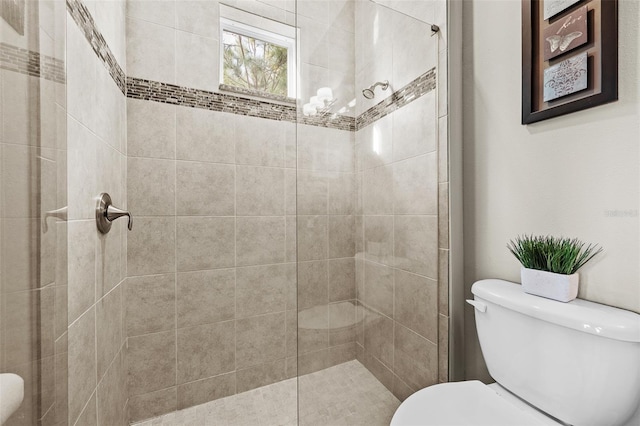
[472,279,640,343]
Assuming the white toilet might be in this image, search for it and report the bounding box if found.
[391,279,640,426]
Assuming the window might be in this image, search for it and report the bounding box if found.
[220,17,296,99]
[222,29,288,96]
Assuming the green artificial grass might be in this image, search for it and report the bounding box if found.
[507,235,602,275]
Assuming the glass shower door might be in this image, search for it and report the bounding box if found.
[0,1,68,424]
[296,0,441,424]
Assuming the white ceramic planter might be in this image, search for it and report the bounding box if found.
[520,267,579,302]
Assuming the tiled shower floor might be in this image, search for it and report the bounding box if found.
[133,360,401,426]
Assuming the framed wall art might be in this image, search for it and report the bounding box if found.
[521,0,618,124]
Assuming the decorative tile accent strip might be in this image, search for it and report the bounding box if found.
[127,76,357,131]
[128,77,296,120]
[0,42,65,83]
[129,68,436,132]
[300,111,356,132]
[356,67,436,130]
[66,0,126,94]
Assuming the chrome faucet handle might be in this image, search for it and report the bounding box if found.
[96,193,133,234]
[42,206,68,233]
[105,204,133,231]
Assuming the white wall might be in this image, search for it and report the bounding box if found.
[462,0,640,379]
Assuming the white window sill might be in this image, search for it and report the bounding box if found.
[218,84,296,105]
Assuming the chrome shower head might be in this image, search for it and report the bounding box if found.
[362,88,375,99]
[362,80,389,99]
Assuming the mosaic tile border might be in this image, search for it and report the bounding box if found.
[128,76,296,120]
[66,0,126,94]
[299,111,356,132]
[356,68,436,130]
[127,76,357,131]
[125,68,435,132]
[0,42,65,83]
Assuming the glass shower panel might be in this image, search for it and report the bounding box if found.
[0,1,68,425]
[296,0,439,423]
[123,1,299,422]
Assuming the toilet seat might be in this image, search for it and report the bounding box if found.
[390,381,557,426]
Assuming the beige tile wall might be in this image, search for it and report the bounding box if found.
[125,104,357,422]
[125,0,358,422]
[297,0,356,117]
[66,1,128,425]
[355,96,442,401]
[125,99,300,422]
[296,124,357,376]
[354,0,449,401]
[295,0,358,379]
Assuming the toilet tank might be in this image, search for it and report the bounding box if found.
[471,279,640,426]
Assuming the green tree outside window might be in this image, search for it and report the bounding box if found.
[223,30,288,96]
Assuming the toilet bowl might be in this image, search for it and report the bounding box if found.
[391,381,559,426]
[391,279,640,426]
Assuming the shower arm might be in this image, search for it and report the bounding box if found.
[369,81,389,91]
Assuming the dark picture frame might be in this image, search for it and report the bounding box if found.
[521,0,618,124]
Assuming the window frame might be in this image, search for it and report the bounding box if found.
[219,17,296,99]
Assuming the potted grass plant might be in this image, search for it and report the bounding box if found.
[507,235,603,302]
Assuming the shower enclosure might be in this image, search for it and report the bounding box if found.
[0,0,450,425]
